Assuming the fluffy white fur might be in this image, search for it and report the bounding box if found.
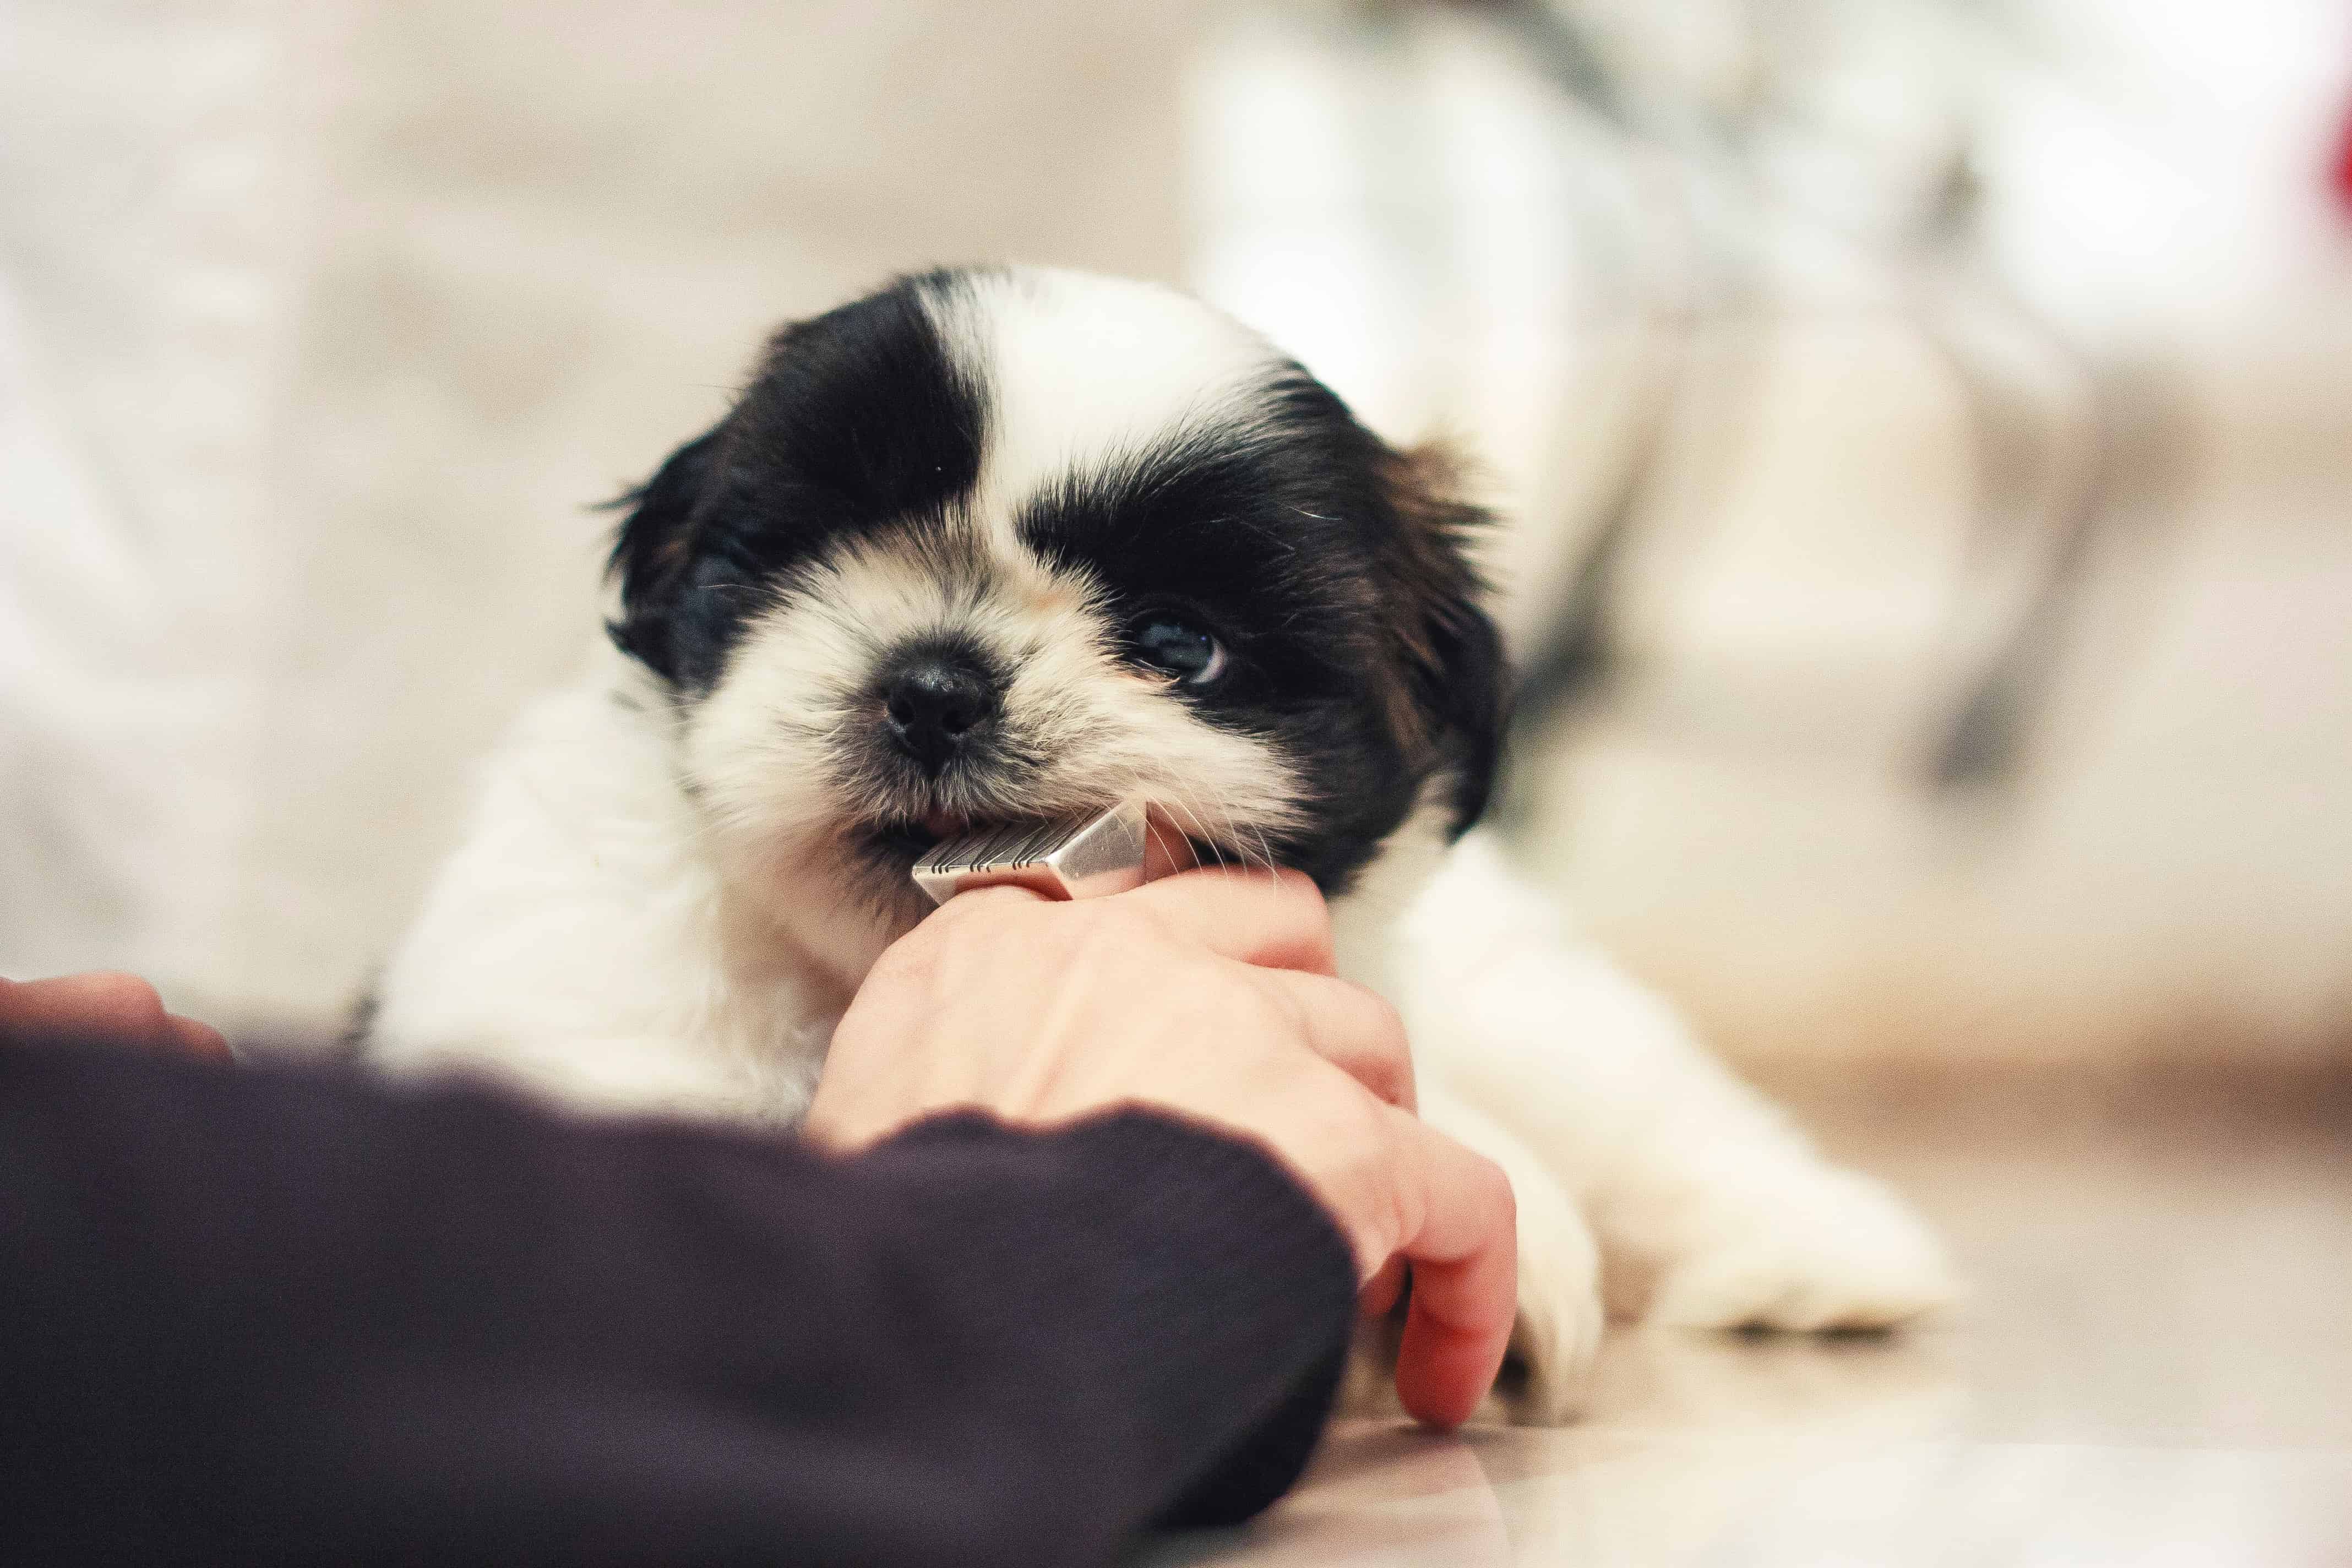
[372,269,1953,1424]
[945,268,1282,537]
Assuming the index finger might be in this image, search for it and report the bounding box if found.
[0,973,231,1062]
[1381,1108,1518,1429]
[1117,866,1335,976]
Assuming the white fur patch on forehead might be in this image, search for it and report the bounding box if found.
[923,268,1283,529]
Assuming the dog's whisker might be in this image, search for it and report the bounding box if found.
[1195,775,1265,876]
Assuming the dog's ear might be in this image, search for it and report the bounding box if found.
[606,425,731,686]
[1375,442,1510,837]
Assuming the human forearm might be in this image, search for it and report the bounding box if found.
[0,1047,1354,1566]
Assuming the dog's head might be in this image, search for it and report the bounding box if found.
[609,268,1504,968]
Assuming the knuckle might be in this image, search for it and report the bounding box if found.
[869,931,948,994]
[89,972,167,1027]
[1253,968,1307,1024]
[1482,1156,1519,1229]
[1211,972,1303,1061]
[1270,865,1318,897]
[1335,979,1410,1078]
[1354,983,1406,1048]
[1378,1147,1424,1253]
[1256,974,1325,1052]
[1279,869,1333,933]
[1196,956,1267,1020]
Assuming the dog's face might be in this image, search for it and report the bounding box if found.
[609,268,1502,973]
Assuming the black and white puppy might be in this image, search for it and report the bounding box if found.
[371,267,1951,1420]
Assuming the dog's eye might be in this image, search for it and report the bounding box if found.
[1130,617,1228,687]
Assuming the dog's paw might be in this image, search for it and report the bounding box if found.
[1491,1206,1607,1424]
[1642,1164,1957,1335]
[1337,1168,1604,1426]
[1456,1087,1605,1423]
[1341,1221,1604,1427]
[1348,1081,1608,1424]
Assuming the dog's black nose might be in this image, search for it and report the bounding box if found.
[881,654,999,772]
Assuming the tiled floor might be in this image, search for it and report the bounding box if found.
[1151,1068,2352,1565]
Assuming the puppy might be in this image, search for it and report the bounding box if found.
[368,266,1952,1421]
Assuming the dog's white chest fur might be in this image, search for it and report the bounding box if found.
[372,654,856,1124]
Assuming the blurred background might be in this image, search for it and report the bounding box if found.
[7,0,2352,1086]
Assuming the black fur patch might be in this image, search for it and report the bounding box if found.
[1371,443,1510,836]
[608,270,988,690]
[1020,367,1506,891]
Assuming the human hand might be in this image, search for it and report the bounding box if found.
[0,972,230,1061]
[805,869,1516,1428]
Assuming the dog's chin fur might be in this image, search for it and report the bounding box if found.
[368,266,1957,1427]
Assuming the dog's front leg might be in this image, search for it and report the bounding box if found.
[1394,833,1957,1339]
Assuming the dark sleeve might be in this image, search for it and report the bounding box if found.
[0,1044,1358,1568]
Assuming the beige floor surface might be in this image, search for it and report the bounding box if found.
[1148,1068,2352,1565]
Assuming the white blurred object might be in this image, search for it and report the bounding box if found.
[0,0,309,1003]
